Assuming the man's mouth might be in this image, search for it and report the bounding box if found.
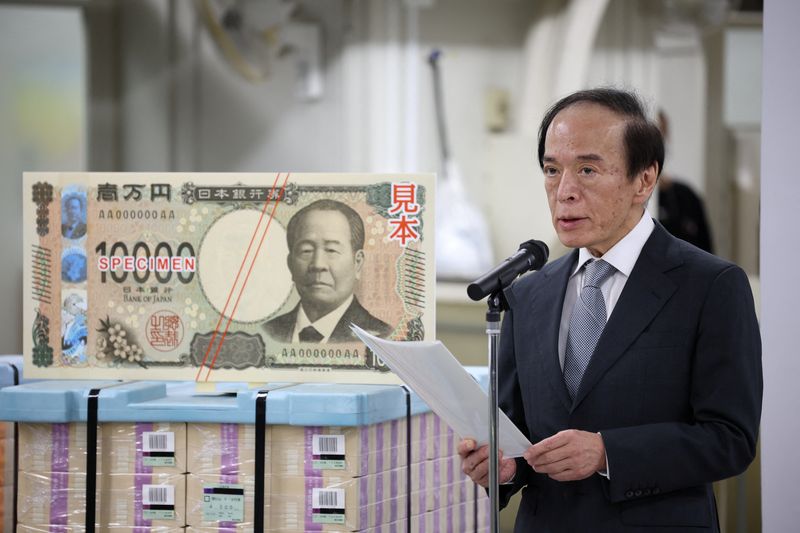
[557,216,587,229]
[306,281,333,288]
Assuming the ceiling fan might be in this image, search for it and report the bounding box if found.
[197,0,294,82]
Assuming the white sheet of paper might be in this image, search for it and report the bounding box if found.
[351,324,532,457]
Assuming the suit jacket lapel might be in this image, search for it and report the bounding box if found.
[331,298,359,341]
[522,250,577,412]
[572,224,682,410]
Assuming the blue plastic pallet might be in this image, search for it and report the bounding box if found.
[0,355,24,390]
[0,366,489,426]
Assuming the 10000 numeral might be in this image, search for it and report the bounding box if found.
[95,241,196,284]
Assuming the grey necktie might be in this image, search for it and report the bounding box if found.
[299,325,324,343]
[563,259,616,399]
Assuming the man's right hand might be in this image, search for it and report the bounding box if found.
[458,438,517,487]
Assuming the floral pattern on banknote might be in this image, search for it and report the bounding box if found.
[95,316,146,367]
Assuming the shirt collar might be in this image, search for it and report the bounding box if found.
[572,212,655,278]
[295,295,354,341]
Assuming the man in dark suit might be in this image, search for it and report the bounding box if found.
[459,89,762,532]
[262,199,392,344]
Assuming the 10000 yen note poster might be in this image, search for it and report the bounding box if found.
[23,172,435,383]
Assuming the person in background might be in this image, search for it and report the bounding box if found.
[657,109,714,253]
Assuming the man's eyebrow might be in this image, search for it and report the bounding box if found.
[295,238,344,246]
[542,154,604,163]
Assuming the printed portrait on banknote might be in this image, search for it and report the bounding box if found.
[261,199,392,345]
[23,173,435,383]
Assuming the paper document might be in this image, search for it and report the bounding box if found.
[351,325,532,457]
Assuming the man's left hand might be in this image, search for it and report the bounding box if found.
[523,429,606,482]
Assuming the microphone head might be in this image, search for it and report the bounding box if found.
[518,239,549,270]
[466,281,485,301]
[465,239,549,301]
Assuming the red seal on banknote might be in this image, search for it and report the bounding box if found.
[146,310,184,351]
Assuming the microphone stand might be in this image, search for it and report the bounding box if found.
[485,289,507,533]
[469,240,547,533]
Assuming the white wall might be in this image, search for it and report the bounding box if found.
[724,26,763,127]
[760,0,800,530]
[0,6,85,355]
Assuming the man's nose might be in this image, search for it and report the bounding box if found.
[308,250,328,271]
[557,170,580,202]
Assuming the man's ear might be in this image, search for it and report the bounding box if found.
[636,162,659,204]
[354,249,365,280]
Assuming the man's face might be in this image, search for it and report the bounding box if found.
[287,209,364,317]
[542,103,657,256]
[65,197,82,224]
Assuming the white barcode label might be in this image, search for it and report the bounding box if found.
[312,434,345,456]
[312,488,345,509]
[143,431,175,452]
[142,484,175,506]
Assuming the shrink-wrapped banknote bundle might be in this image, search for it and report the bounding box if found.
[0,356,24,532]
[23,172,435,384]
[0,419,12,531]
[17,471,187,527]
[14,419,187,528]
[18,422,187,475]
[0,373,490,531]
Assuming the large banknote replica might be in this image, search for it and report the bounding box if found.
[23,172,434,383]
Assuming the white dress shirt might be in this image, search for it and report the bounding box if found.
[292,295,354,343]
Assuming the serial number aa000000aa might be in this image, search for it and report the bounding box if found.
[282,348,360,359]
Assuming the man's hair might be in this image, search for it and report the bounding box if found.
[537,88,664,180]
[286,199,365,252]
[63,194,85,210]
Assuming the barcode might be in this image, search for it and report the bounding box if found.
[312,488,345,509]
[143,484,175,505]
[312,434,345,456]
[142,431,174,452]
[320,490,337,506]
[319,437,338,453]
[149,434,167,450]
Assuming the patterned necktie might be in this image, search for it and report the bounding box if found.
[299,325,324,343]
[563,259,616,399]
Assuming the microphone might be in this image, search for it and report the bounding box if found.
[466,239,549,301]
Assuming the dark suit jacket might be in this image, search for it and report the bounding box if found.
[262,296,392,343]
[498,222,762,532]
[61,222,86,240]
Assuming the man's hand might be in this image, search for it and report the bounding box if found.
[458,438,517,488]
[523,430,606,482]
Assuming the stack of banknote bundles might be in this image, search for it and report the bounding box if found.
[351,497,490,533]
[16,421,187,528]
[0,381,188,530]
[0,414,13,532]
[184,382,483,531]
[0,374,490,531]
[0,427,11,533]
